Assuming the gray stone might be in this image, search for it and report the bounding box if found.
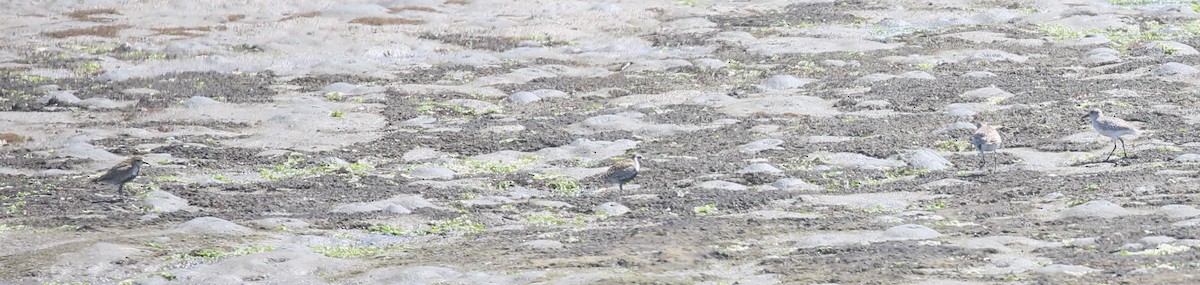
[760,75,815,90]
[770,178,822,192]
[37,91,80,105]
[904,148,952,171]
[520,239,565,250]
[961,86,1014,100]
[402,148,447,162]
[318,157,350,167]
[507,92,541,104]
[1174,153,1200,162]
[898,71,935,80]
[1139,41,1199,56]
[920,178,971,188]
[1032,264,1098,276]
[323,82,358,93]
[855,100,891,110]
[961,71,996,77]
[693,58,727,69]
[35,84,61,93]
[78,98,121,109]
[738,163,783,175]
[183,96,218,108]
[1152,62,1199,76]
[143,190,189,213]
[1142,235,1177,245]
[808,152,906,170]
[443,99,501,114]
[121,88,160,96]
[385,205,412,214]
[593,202,630,216]
[529,89,567,99]
[96,70,131,82]
[407,166,456,180]
[883,224,942,240]
[1158,204,1200,219]
[1173,218,1200,227]
[739,139,784,154]
[855,73,897,84]
[1085,53,1121,65]
[1061,200,1130,219]
[697,180,749,191]
[173,217,252,234]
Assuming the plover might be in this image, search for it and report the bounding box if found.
[1084,108,1139,161]
[92,156,145,196]
[603,154,643,192]
[970,114,1003,168]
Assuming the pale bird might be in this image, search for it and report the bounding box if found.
[92,156,145,196]
[970,114,1003,168]
[1083,108,1139,161]
[603,154,643,192]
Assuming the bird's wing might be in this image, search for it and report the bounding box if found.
[604,167,638,183]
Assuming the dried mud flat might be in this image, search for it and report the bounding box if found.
[4,0,1200,284]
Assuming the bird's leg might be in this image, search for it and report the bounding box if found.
[978,149,985,169]
[1105,139,1118,161]
[1119,138,1128,158]
[118,183,124,196]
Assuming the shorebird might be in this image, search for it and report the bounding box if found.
[1084,108,1139,161]
[603,154,643,192]
[92,156,145,196]
[970,114,1003,168]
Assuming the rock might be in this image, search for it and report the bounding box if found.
[883,224,942,240]
[443,99,501,114]
[961,71,996,77]
[1152,62,1198,76]
[920,178,970,188]
[855,73,897,84]
[1084,47,1121,65]
[78,98,121,109]
[739,139,784,154]
[855,100,891,110]
[693,58,727,69]
[1174,153,1200,162]
[520,239,565,250]
[507,92,541,104]
[143,190,189,213]
[37,91,80,106]
[1142,236,1177,246]
[738,163,783,175]
[1138,41,1199,56]
[904,148,952,171]
[760,75,815,90]
[482,125,525,133]
[1032,264,1098,276]
[407,166,456,180]
[1060,200,1130,219]
[35,84,60,93]
[183,96,218,108]
[318,156,350,167]
[1173,218,1200,227]
[697,180,748,191]
[173,217,252,234]
[961,86,1014,100]
[807,152,906,170]
[771,178,822,192]
[1158,204,1200,219]
[96,70,131,82]
[323,82,359,94]
[402,148,448,162]
[251,218,310,230]
[898,71,935,80]
[593,202,630,216]
[122,88,160,96]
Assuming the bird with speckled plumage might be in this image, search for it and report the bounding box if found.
[92,156,145,196]
[603,154,643,192]
[970,114,1003,168]
[1084,108,1139,161]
